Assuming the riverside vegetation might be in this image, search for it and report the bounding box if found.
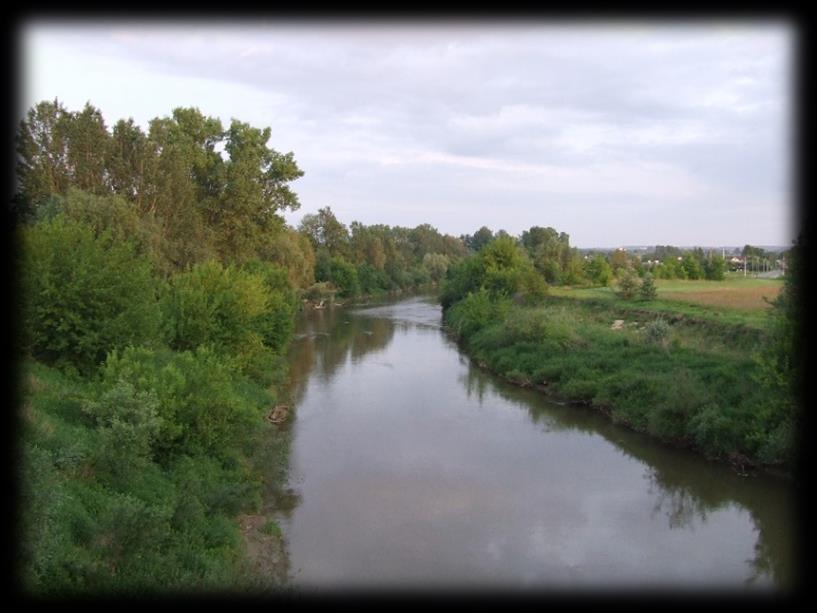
[441,235,801,471]
[15,101,469,594]
[15,99,800,594]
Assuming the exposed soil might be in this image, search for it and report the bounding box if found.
[237,513,290,588]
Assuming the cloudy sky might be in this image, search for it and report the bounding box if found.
[19,20,794,247]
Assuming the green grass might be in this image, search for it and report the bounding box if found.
[18,356,292,595]
[548,276,782,329]
[444,295,792,470]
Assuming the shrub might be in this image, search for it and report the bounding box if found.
[644,317,670,347]
[616,268,642,300]
[446,288,510,338]
[240,260,299,354]
[101,346,267,460]
[639,272,658,301]
[82,380,163,485]
[19,216,162,374]
[163,261,256,351]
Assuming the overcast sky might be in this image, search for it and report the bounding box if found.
[19,20,794,248]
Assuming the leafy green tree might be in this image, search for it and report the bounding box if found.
[680,253,704,280]
[161,260,269,360]
[584,254,613,286]
[257,227,316,289]
[107,118,160,214]
[39,188,164,272]
[616,267,641,300]
[520,226,572,284]
[442,235,545,309]
[422,252,450,283]
[703,255,727,281]
[609,249,630,275]
[19,216,161,374]
[559,251,587,286]
[216,119,303,261]
[63,103,111,195]
[299,206,350,258]
[462,226,494,252]
[753,237,802,465]
[639,272,658,301]
[328,257,360,298]
[15,99,73,217]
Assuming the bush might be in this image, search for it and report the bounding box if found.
[616,268,641,300]
[82,381,163,485]
[19,216,162,374]
[583,254,613,286]
[101,346,267,460]
[639,273,658,301]
[240,260,299,354]
[644,317,670,347]
[446,288,510,338]
[440,236,544,309]
[161,259,292,374]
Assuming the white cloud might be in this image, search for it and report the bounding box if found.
[20,21,793,246]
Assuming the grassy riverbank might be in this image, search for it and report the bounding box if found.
[445,295,787,470]
[440,240,799,472]
[18,352,295,595]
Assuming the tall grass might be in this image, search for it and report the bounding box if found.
[445,296,789,469]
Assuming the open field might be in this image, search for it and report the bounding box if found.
[548,275,783,329]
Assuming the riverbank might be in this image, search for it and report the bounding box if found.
[442,293,794,474]
[18,353,297,594]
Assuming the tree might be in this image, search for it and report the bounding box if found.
[19,216,161,374]
[584,254,613,286]
[609,249,630,275]
[107,118,160,213]
[639,272,658,301]
[257,227,316,289]
[422,253,450,283]
[616,267,641,300]
[754,237,802,465]
[63,103,111,195]
[15,99,73,217]
[703,255,726,281]
[216,119,303,261]
[521,226,571,284]
[462,226,494,252]
[299,206,350,258]
[680,253,704,280]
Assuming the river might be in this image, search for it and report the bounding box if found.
[271,295,794,593]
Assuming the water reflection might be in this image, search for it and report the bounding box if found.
[470,364,795,590]
[286,304,396,406]
[277,296,794,591]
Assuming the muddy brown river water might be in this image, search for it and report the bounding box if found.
[272,296,795,593]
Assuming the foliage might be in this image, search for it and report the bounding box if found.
[702,255,727,281]
[16,100,304,273]
[616,268,642,300]
[680,253,704,280]
[751,237,802,465]
[441,235,546,310]
[422,252,450,282]
[639,272,658,301]
[446,288,510,338]
[461,226,494,252]
[19,215,162,374]
[100,346,267,460]
[583,254,613,286]
[643,317,670,346]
